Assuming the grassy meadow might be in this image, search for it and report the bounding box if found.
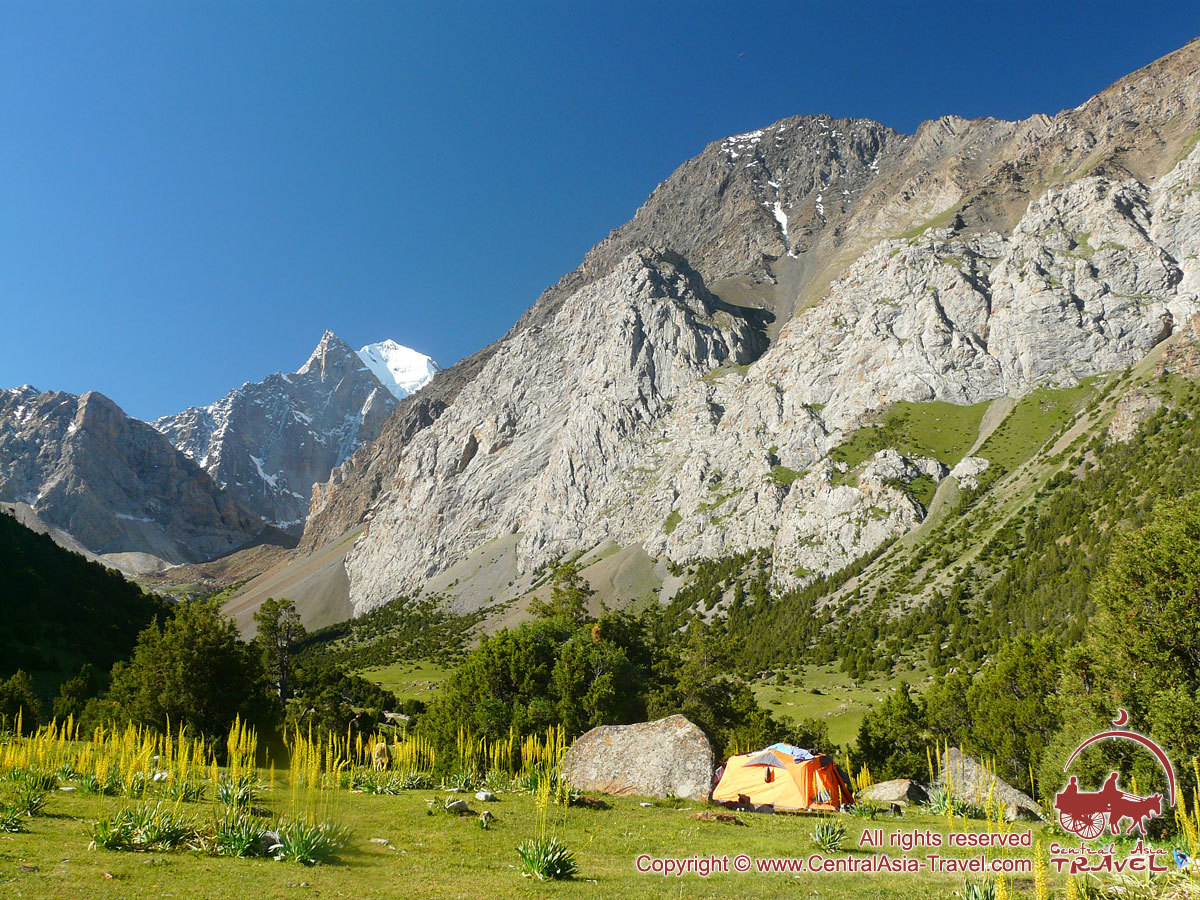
[355,660,452,704]
[0,788,1063,900]
[749,663,931,747]
[3,718,1196,900]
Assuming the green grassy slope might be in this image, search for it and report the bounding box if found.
[0,512,168,695]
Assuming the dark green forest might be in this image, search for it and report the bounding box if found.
[0,513,167,694]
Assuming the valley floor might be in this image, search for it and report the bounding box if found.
[1,784,1065,900]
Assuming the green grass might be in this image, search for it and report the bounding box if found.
[663,510,682,534]
[973,379,1099,481]
[0,774,1063,899]
[897,204,961,240]
[701,362,751,383]
[354,659,451,704]
[749,663,931,747]
[830,400,991,476]
[769,465,806,487]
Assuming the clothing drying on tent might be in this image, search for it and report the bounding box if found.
[765,742,815,762]
[712,747,854,811]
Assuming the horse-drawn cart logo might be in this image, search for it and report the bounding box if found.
[1053,709,1176,840]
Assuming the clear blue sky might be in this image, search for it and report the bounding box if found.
[2,1,1197,420]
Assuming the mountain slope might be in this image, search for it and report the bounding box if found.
[154,332,436,531]
[0,508,168,693]
[0,386,262,567]
[250,39,1199,624]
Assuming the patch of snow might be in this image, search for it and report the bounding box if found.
[115,513,154,523]
[772,202,789,240]
[249,454,279,488]
[356,340,438,400]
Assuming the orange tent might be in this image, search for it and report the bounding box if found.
[712,749,854,811]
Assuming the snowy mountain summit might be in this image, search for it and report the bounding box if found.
[356,340,439,399]
[155,331,436,532]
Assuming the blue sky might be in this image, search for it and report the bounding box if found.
[2,1,1198,420]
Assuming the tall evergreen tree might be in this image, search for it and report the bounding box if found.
[253,597,306,700]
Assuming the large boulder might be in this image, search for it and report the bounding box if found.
[938,747,1044,822]
[859,779,930,806]
[561,715,713,801]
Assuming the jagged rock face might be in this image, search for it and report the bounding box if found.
[574,118,907,290]
[0,387,260,564]
[155,332,434,531]
[343,251,765,603]
[299,349,488,553]
[314,40,1200,614]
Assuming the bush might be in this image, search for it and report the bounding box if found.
[957,876,997,900]
[165,779,207,803]
[271,818,348,865]
[88,803,197,852]
[7,784,49,818]
[811,819,847,853]
[4,767,58,792]
[517,836,578,880]
[211,810,269,858]
[0,804,23,833]
[925,786,982,818]
[216,773,257,807]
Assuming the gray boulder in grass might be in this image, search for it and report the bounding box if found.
[859,779,930,806]
[561,715,713,801]
[938,747,1044,822]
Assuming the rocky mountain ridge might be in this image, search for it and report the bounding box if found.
[0,332,435,571]
[153,331,436,531]
[0,386,262,568]
[285,39,1200,619]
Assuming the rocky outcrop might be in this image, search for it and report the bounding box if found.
[938,747,1044,822]
[1108,391,1166,443]
[155,332,434,531]
[342,251,767,607]
[859,779,930,806]
[0,387,260,564]
[950,457,990,491]
[561,715,714,801]
[1156,313,1200,379]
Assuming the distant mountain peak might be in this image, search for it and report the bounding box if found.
[296,330,358,377]
[153,329,436,532]
[356,340,438,400]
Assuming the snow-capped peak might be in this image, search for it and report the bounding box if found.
[356,340,438,400]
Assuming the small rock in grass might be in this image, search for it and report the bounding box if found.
[445,799,474,815]
[569,795,611,810]
[690,811,745,826]
[475,790,497,802]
